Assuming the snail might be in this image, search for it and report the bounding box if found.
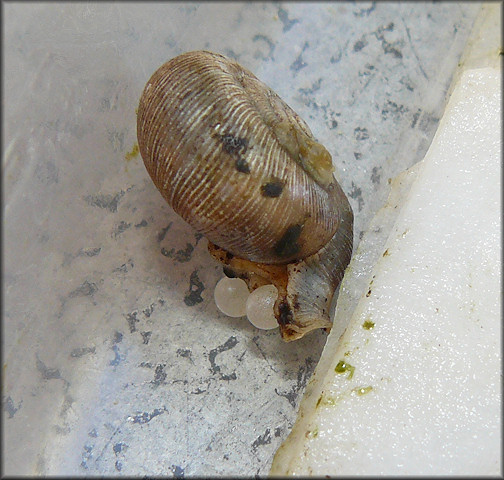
[137,50,353,341]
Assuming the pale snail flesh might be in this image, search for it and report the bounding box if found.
[137,50,353,341]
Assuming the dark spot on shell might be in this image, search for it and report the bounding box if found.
[225,251,234,261]
[220,133,247,155]
[261,180,284,198]
[274,224,302,258]
[219,133,250,173]
[235,157,250,174]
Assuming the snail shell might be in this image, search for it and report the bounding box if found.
[137,50,353,341]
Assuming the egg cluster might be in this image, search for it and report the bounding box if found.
[213,278,278,330]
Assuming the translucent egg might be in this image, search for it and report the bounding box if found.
[246,284,278,330]
[214,277,249,317]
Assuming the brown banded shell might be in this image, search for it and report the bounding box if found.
[137,50,353,341]
[138,50,348,265]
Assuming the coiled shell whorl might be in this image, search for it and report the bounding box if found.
[137,50,348,265]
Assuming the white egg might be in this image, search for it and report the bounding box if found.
[214,277,249,317]
[246,284,278,330]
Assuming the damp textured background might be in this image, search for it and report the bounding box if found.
[3,2,480,476]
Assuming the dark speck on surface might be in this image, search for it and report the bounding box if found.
[70,346,96,358]
[353,38,368,52]
[354,127,369,141]
[349,181,364,212]
[371,166,382,185]
[274,358,316,408]
[373,22,403,59]
[161,243,194,263]
[290,42,309,72]
[381,100,408,120]
[81,444,93,470]
[299,78,322,96]
[125,311,139,333]
[81,247,101,257]
[69,280,98,298]
[171,464,185,478]
[109,345,122,366]
[142,304,155,317]
[3,396,22,418]
[184,270,205,306]
[157,222,173,242]
[252,428,272,451]
[84,191,125,213]
[113,221,131,238]
[208,336,238,381]
[411,109,421,128]
[113,259,134,273]
[36,356,62,380]
[135,219,148,228]
[130,407,167,424]
[253,34,275,60]
[113,442,127,454]
[152,364,167,386]
[383,43,403,58]
[278,6,299,32]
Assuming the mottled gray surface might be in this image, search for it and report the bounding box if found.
[3,2,479,476]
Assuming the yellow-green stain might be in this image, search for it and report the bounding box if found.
[334,360,355,379]
[353,385,373,396]
[362,320,375,330]
[307,425,319,438]
[125,143,139,161]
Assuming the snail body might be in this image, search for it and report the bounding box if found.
[137,51,353,341]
